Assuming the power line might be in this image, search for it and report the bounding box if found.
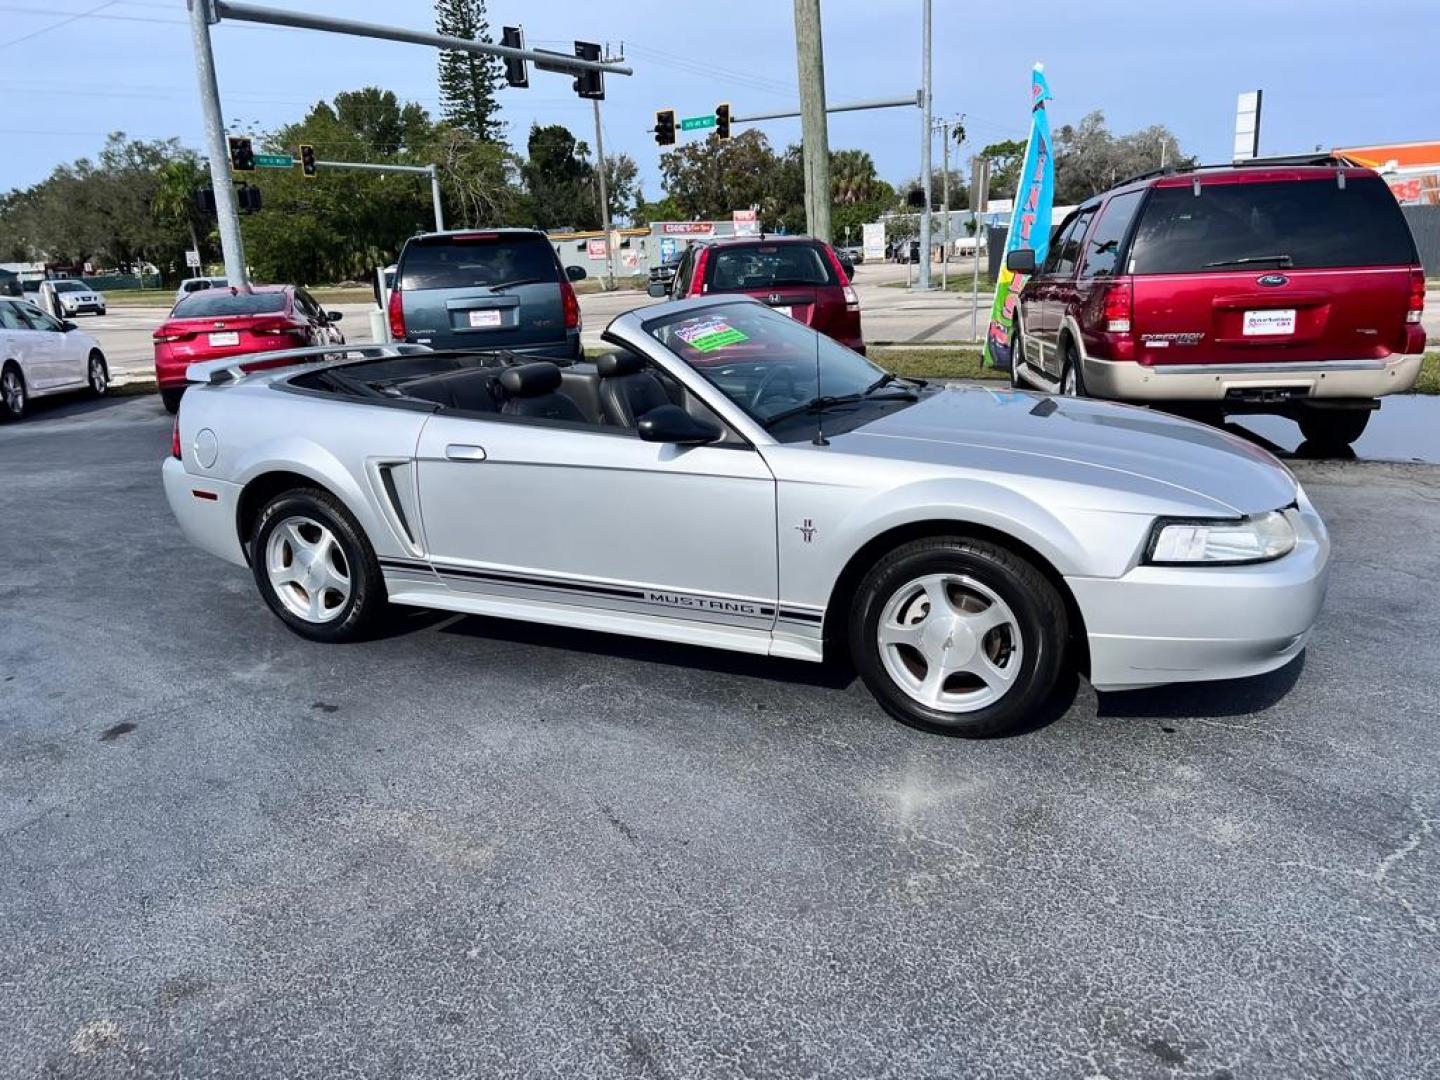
[0,0,116,48]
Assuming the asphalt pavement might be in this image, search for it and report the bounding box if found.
[2,393,1438,1078]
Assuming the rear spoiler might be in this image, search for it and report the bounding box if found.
[185,343,432,386]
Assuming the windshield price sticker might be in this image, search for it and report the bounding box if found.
[675,317,749,353]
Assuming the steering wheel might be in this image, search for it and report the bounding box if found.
[749,363,803,412]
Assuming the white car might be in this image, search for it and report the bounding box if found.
[44,279,107,317]
[0,297,109,421]
[174,276,229,306]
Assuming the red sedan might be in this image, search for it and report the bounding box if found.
[153,285,344,412]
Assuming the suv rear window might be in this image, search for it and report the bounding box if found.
[400,234,559,290]
[1127,175,1418,274]
[172,291,287,318]
[706,244,838,291]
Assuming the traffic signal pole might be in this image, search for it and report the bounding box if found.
[187,0,249,287]
[592,99,614,290]
[917,0,933,291]
[313,160,445,232]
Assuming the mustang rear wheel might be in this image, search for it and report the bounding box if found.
[849,536,1068,737]
[250,487,387,642]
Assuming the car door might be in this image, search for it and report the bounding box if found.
[12,302,68,390]
[1027,212,1083,379]
[412,403,780,637]
[1047,205,1096,360]
[0,301,38,388]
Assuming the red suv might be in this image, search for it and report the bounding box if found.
[654,236,864,353]
[1008,159,1426,448]
[153,285,344,412]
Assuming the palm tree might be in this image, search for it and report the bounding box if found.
[830,149,879,205]
[152,157,206,266]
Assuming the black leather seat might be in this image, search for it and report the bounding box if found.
[499,362,587,423]
[596,350,670,427]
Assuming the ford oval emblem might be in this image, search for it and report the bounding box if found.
[1257,273,1289,287]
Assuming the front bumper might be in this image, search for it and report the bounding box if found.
[1083,353,1423,402]
[1066,493,1330,691]
[162,456,247,567]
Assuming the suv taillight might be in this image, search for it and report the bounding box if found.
[690,247,710,295]
[1103,282,1133,333]
[560,279,581,330]
[387,286,406,341]
[1408,268,1425,325]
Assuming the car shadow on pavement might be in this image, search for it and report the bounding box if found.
[14,390,153,423]
[436,613,858,690]
[1093,652,1306,720]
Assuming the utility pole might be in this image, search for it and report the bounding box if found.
[793,0,832,242]
[187,0,248,287]
[916,0,933,290]
[938,117,951,289]
[429,165,445,231]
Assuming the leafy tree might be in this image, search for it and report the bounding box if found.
[973,138,1026,201]
[435,0,503,142]
[522,123,598,231]
[830,149,883,205]
[1053,111,1191,203]
[152,155,209,264]
[659,130,781,224]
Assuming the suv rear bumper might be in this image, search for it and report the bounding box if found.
[1083,353,1423,402]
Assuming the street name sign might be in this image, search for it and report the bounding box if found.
[254,153,294,169]
[680,115,716,132]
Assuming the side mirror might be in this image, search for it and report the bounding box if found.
[1006,248,1037,274]
[60,319,78,332]
[565,265,587,282]
[326,310,343,322]
[637,404,721,446]
[647,282,670,299]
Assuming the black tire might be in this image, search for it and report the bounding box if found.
[1059,340,1085,397]
[249,487,388,643]
[87,350,108,398]
[1009,324,1026,389]
[848,535,1068,738]
[160,387,184,414]
[1297,407,1370,449]
[0,363,25,422]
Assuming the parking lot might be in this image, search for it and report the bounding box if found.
[2,391,1437,1077]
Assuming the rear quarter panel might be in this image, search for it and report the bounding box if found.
[177,382,430,560]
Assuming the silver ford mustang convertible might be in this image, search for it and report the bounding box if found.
[163,295,1329,737]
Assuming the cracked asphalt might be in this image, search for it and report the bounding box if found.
[2,393,1438,1079]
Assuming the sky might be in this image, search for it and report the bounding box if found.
[0,0,1434,199]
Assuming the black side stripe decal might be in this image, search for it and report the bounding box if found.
[380,558,820,624]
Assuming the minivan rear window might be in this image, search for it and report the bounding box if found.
[400,234,559,290]
[1127,175,1418,274]
[172,291,287,318]
[706,244,838,291]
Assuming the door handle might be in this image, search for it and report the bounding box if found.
[444,443,487,462]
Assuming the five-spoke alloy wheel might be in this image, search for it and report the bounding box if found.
[251,487,387,642]
[850,536,1068,737]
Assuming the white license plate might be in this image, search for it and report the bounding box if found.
[1242,309,1296,336]
[208,331,239,346]
[467,309,503,328]
[772,305,793,319]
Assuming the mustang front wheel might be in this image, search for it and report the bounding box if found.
[251,488,387,642]
[850,536,1068,737]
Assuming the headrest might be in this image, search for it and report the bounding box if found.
[499,361,562,396]
[596,350,645,378]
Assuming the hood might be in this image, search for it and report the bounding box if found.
[834,386,1296,516]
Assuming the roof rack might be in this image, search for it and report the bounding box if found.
[1111,152,1358,191]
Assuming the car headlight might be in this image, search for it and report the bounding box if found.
[1146,509,1296,566]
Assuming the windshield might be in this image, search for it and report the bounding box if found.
[1128,175,1418,273]
[400,234,559,290]
[52,281,87,293]
[172,291,287,318]
[644,302,886,425]
[706,243,838,291]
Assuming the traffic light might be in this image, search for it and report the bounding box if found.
[655,109,676,147]
[299,144,316,178]
[501,25,528,88]
[194,187,217,216]
[906,186,926,209]
[715,102,731,141]
[572,40,603,100]
[228,135,254,173]
[237,184,262,214]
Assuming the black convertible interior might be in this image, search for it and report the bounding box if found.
[288,347,697,432]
